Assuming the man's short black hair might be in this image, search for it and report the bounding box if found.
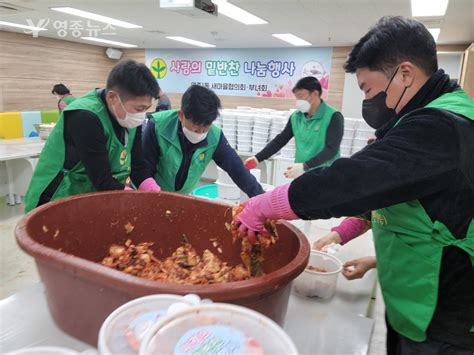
[181,85,221,126]
[52,84,70,95]
[292,76,322,96]
[344,16,438,78]
[106,60,160,100]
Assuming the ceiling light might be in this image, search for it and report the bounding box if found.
[0,20,47,32]
[411,0,449,17]
[51,7,142,28]
[213,0,267,25]
[81,37,137,48]
[427,28,441,41]
[166,36,215,47]
[272,33,311,46]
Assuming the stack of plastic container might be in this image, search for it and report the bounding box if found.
[252,114,271,154]
[221,110,237,149]
[236,112,254,152]
[352,119,375,154]
[340,118,359,157]
[270,115,286,140]
[281,138,296,159]
[214,114,223,129]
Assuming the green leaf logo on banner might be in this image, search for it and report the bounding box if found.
[150,58,167,79]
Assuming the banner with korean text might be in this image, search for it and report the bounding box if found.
[145,48,332,99]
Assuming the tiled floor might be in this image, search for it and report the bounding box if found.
[0,197,387,354]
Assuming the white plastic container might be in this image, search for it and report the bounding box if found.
[340,145,352,157]
[293,250,343,299]
[217,182,240,200]
[253,131,268,139]
[139,303,298,355]
[249,168,261,182]
[355,128,376,140]
[353,137,368,149]
[217,167,234,185]
[254,126,270,133]
[237,144,251,152]
[98,294,197,355]
[6,347,78,355]
[252,140,267,145]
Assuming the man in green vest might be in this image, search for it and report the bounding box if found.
[142,85,264,197]
[245,76,344,179]
[52,83,77,112]
[234,16,474,354]
[25,60,161,213]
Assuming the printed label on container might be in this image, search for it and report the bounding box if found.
[127,309,167,351]
[174,325,263,355]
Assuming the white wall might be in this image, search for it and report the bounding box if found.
[438,52,464,81]
[341,73,364,119]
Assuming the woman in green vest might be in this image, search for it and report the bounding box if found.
[245,76,344,179]
[142,85,264,197]
[52,83,77,112]
[25,60,161,213]
[234,16,474,354]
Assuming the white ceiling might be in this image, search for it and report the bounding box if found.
[1,0,473,48]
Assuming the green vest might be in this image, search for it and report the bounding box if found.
[24,90,136,213]
[62,96,76,105]
[372,89,474,342]
[291,101,340,167]
[151,110,220,194]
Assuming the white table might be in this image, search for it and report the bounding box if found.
[0,220,377,354]
[0,138,44,205]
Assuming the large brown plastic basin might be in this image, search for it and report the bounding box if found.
[15,191,310,346]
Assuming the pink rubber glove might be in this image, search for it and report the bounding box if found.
[331,217,371,245]
[124,185,133,191]
[138,177,161,192]
[234,184,298,241]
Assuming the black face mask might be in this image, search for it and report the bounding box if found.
[362,67,407,129]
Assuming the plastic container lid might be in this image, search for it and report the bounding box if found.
[98,294,198,355]
[139,303,298,355]
[6,347,79,355]
[192,184,218,199]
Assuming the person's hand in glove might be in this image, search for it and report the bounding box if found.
[284,163,305,179]
[138,178,161,192]
[244,156,258,170]
[313,231,342,251]
[342,256,376,280]
[233,184,299,242]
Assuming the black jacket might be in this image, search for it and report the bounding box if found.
[288,70,474,349]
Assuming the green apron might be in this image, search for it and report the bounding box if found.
[372,89,474,342]
[291,100,340,167]
[151,110,220,194]
[25,90,136,213]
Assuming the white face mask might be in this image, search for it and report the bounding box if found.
[296,99,311,113]
[113,94,147,129]
[182,125,208,144]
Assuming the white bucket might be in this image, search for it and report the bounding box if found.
[217,182,240,200]
[139,303,298,355]
[293,250,343,299]
[216,167,234,185]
